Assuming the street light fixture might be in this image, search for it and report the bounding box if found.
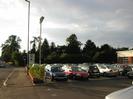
[25,0,30,67]
[39,16,44,65]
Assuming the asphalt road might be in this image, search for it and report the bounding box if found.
[0,67,13,87]
[0,67,132,99]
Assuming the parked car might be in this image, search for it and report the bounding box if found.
[105,64,119,77]
[127,71,133,78]
[88,65,100,78]
[45,64,68,81]
[105,85,133,99]
[62,65,89,80]
[78,63,90,72]
[93,64,111,76]
[112,64,124,75]
[122,66,133,76]
[0,61,5,68]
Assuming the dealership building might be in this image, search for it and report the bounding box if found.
[117,50,133,64]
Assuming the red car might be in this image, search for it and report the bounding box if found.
[62,65,89,80]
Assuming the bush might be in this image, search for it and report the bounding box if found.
[29,64,44,80]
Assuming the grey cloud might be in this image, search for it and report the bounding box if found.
[23,0,133,48]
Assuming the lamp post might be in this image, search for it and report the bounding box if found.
[25,0,30,67]
[39,16,44,65]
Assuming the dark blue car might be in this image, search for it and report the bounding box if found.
[45,64,68,81]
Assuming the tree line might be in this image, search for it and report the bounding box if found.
[0,34,130,66]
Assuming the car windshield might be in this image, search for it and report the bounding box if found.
[90,66,98,70]
[72,67,84,72]
[51,67,63,72]
[99,65,107,69]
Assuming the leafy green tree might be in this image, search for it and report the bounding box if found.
[30,36,41,64]
[47,52,59,63]
[1,35,21,62]
[56,45,67,55]
[83,40,96,62]
[94,44,117,63]
[117,47,129,51]
[66,34,81,54]
[41,38,50,63]
[62,34,83,63]
[50,42,56,53]
[30,36,39,53]
[12,51,22,66]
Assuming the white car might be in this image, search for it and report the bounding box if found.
[94,64,111,74]
[105,85,133,99]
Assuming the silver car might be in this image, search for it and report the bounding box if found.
[105,85,133,99]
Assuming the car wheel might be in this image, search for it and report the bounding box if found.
[68,74,73,79]
[128,76,133,79]
[97,75,100,78]
[72,75,76,80]
[84,77,89,80]
[64,78,68,81]
[103,72,107,77]
[51,76,54,81]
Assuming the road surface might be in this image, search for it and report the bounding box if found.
[0,67,132,99]
[0,68,13,87]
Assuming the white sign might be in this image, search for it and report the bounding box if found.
[29,54,35,64]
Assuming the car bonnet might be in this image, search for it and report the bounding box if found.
[106,86,133,99]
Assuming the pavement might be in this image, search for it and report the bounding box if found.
[0,68,36,99]
[0,67,132,99]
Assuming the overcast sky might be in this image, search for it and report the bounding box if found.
[0,0,133,54]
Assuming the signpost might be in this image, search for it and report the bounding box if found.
[29,54,35,64]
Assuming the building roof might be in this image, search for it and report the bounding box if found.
[117,50,133,57]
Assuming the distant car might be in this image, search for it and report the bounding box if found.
[93,64,111,76]
[105,85,133,99]
[88,65,100,78]
[45,64,68,81]
[127,71,133,78]
[78,63,90,72]
[112,64,124,75]
[0,64,5,68]
[122,66,133,76]
[62,65,89,80]
[105,65,119,77]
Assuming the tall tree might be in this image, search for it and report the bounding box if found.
[83,40,96,62]
[66,34,81,54]
[30,36,39,53]
[56,45,67,55]
[94,44,117,63]
[50,42,56,53]
[63,34,83,63]
[1,35,21,62]
[41,38,50,63]
[117,47,129,51]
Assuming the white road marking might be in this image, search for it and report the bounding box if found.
[51,93,57,96]
[3,69,15,86]
[47,88,51,91]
